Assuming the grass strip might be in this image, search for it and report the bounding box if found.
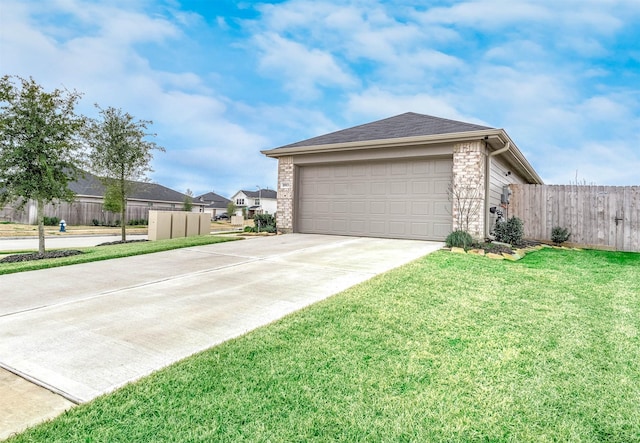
[0,235,239,275]
[7,248,640,442]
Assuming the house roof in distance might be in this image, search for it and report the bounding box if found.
[271,112,492,150]
[240,189,277,199]
[70,172,195,204]
[196,192,231,208]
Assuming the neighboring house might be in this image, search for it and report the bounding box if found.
[194,191,231,218]
[0,172,205,225]
[262,112,542,241]
[230,189,277,218]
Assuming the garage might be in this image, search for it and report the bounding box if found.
[262,112,543,241]
[297,158,453,240]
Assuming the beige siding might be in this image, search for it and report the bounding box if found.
[489,155,526,210]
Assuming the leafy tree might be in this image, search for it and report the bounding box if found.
[84,106,164,240]
[0,75,85,255]
[184,188,193,212]
[226,201,237,218]
[102,180,123,214]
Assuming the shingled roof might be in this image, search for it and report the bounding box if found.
[70,172,192,203]
[274,112,493,149]
[196,192,231,207]
[241,189,277,199]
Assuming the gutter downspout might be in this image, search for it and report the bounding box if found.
[484,140,511,238]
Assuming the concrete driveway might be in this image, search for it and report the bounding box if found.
[0,234,442,438]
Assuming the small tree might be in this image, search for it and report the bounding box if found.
[226,201,237,218]
[0,75,85,255]
[84,106,164,240]
[183,189,193,212]
[448,183,483,235]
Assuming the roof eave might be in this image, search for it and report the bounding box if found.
[261,129,503,157]
[497,132,544,185]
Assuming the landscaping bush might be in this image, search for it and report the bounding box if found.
[43,216,60,226]
[551,226,571,245]
[253,213,276,232]
[494,216,524,245]
[244,226,253,232]
[446,230,473,249]
[92,219,101,226]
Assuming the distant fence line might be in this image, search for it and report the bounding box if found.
[0,200,178,226]
[510,184,640,252]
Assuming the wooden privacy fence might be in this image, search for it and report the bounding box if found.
[0,201,168,226]
[510,184,640,252]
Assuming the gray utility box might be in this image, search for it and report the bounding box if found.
[148,211,210,241]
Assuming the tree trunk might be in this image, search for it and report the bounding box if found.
[37,199,45,256]
[120,196,126,241]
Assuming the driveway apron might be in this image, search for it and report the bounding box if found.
[0,234,442,438]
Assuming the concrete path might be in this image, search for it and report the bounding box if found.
[0,234,148,251]
[0,234,442,440]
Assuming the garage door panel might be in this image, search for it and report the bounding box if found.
[333,201,349,213]
[434,180,450,195]
[351,201,366,214]
[389,201,407,215]
[334,183,349,195]
[391,163,408,175]
[370,201,386,214]
[351,182,368,195]
[350,220,366,232]
[411,201,429,216]
[412,181,430,194]
[370,220,386,234]
[317,183,332,195]
[390,182,407,195]
[331,219,348,231]
[434,201,450,216]
[389,222,407,235]
[435,160,453,173]
[371,182,386,195]
[410,222,429,236]
[297,158,452,240]
[434,223,452,238]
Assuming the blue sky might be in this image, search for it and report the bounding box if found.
[2,0,639,198]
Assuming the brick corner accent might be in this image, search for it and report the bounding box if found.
[452,141,486,238]
[276,156,294,233]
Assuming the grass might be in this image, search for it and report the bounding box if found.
[0,235,239,275]
[7,248,640,442]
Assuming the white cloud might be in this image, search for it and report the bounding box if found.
[253,32,358,98]
[345,88,483,124]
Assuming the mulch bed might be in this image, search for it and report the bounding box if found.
[0,239,149,263]
[0,250,84,263]
[475,239,542,255]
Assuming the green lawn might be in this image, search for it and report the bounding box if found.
[8,248,640,442]
[0,235,238,275]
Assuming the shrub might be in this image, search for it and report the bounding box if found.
[244,226,253,232]
[43,216,60,226]
[551,226,571,245]
[446,230,473,249]
[494,216,524,245]
[253,213,276,232]
[92,219,101,226]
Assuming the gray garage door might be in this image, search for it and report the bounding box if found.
[297,158,453,240]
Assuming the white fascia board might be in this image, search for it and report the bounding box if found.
[261,129,503,157]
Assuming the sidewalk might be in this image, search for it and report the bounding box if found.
[0,234,148,252]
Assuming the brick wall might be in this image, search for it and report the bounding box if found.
[276,156,294,233]
[452,141,486,238]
